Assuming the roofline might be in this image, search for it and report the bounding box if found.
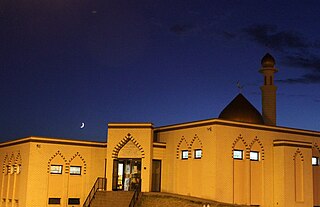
[155,118,320,138]
[108,122,154,129]
[0,136,107,148]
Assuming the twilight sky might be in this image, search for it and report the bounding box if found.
[1,1,320,142]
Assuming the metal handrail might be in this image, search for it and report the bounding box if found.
[83,177,106,207]
[128,180,141,207]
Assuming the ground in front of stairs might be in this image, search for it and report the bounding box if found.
[137,193,250,207]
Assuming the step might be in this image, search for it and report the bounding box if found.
[90,191,135,207]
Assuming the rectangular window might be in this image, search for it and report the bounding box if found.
[68,198,80,205]
[194,149,202,159]
[250,151,259,161]
[181,150,188,160]
[48,198,60,204]
[70,166,81,175]
[50,165,63,174]
[233,150,243,160]
[312,157,319,166]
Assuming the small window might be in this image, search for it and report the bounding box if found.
[312,157,319,166]
[250,151,259,161]
[50,165,63,174]
[48,198,60,204]
[233,150,243,160]
[13,165,21,174]
[70,166,81,175]
[6,165,12,174]
[68,198,80,205]
[181,150,188,160]
[194,149,202,159]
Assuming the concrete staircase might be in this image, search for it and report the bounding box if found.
[90,191,134,207]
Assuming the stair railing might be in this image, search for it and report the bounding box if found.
[129,179,141,207]
[83,177,107,207]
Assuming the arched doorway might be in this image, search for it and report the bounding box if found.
[111,135,144,191]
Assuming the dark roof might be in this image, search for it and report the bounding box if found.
[218,93,264,125]
[261,53,275,67]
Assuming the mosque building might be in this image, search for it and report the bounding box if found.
[1,54,320,207]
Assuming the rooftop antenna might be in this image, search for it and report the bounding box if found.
[237,81,244,93]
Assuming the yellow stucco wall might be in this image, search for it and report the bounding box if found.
[0,137,106,207]
[0,141,30,207]
[156,125,216,200]
[1,119,320,207]
[155,119,319,207]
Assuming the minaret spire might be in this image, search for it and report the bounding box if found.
[259,53,278,126]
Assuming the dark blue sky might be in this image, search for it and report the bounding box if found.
[1,1,320,142]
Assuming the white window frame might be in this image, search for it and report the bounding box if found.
[312,157,319,166]
[194,149,202,159]
[50,165,63,174]
[70,166,82,175]
[181,150,188,160]
[250,151,259,161]
[233,150,243,160]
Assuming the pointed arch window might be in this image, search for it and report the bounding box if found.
[233,150,243,160]
[250,151,259,161]
[50,165,63,174]
[312,157,319,166]
[70,166,82,175]
[264,76,267,85]
[194,149,202,159]
[181,150,188,160]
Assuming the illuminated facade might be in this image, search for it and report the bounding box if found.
[1,54,320,207]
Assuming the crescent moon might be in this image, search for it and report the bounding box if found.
[80,122,85,129]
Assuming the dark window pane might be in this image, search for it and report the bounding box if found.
[68,198,80,205]
[48,198,60,204]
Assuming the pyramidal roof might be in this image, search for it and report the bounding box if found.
[218,93,264,125]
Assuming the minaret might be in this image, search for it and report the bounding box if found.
[259,53,278,126]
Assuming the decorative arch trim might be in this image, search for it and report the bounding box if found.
[8,153,15,164]
[176,136,189,159]
[2,154,8,173]
[313,143,320,152]
[15,152,22,165]
[190,134,204,157]
[2,153,22,174]
[47,151,68,173]
[231,134,249,159]
[190,134,203,148]
[112,133,145,159]
[69,152,87,174]
[293,148,304,161]
[249,136,265,160]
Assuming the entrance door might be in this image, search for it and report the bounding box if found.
[152,160,161,192]
[113,159,141,191]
